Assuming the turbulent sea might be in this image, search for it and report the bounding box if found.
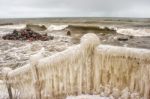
[0,17,150,99]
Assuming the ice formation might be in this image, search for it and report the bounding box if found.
[1,33,150,99]
[94,45,150,99]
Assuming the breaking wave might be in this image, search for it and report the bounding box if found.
[0,24,26,29]
[48,25,116,32]
[117,28,150,36]
[48,25,68,31]
[1,24,150,37]
[0,24,26,36]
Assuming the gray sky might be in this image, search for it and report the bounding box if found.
[0,0,150,18]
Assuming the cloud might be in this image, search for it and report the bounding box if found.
[0,0,150,18]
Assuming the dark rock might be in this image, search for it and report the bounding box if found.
[49,35,54,40]
[67,31,71,36]
[2,29,50,41]
[129,35,134,39]
[116,35,129,41]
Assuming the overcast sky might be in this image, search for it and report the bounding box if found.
[0,0,150,18]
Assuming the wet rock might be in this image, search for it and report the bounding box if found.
[49,35,54,40]
[67,31,71,36]
[116,35,129,41]
[129,35,134,39]
[2,29,50,41]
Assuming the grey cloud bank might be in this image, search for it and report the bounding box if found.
[0,0,150,18]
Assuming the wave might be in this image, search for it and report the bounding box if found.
[48,25,68,31]
[0,24,26,29]
[1,24,150,37]
[63,25,117,35]
[117,28,150,36]
[98,25,150,37]
[0,24,26,36]
[48,25,116,32]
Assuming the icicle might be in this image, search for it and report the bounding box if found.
[30,47,45,99]
[95,45,150,98]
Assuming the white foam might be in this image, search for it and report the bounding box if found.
[0,24,26,29]
[117,28,150,36]
[0,24,26,36]
[99,25,117,30]
[48,25,68,31]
